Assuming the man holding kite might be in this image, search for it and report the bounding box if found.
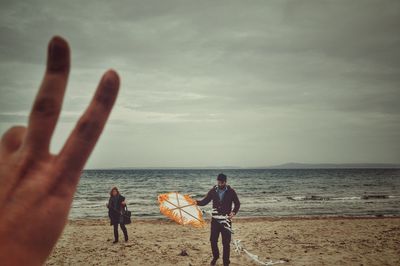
[196,173,241,266]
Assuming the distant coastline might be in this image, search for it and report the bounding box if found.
[85,163,400,170]
[265,162,400,169]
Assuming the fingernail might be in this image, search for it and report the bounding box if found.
[48,36,69,72]
[96,71,120,107]
[104,70,120,88]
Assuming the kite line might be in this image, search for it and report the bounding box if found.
[204,209,287,266]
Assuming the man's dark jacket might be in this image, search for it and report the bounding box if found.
[196,185,240,215]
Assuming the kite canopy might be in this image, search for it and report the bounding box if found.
[158,192,205,228]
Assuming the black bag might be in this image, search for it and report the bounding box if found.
[122,205,132,224]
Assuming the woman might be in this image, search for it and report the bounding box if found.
[106,187,128,243]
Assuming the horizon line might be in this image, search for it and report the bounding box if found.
[83,162,400,170]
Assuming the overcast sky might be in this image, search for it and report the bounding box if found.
[0,0,399,168]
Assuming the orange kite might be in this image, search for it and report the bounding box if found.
[158,192,205,228]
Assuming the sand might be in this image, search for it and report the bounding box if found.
[46,217,400,266]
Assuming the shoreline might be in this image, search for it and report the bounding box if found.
[67,214,400,224]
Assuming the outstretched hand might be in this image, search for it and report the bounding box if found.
[0,36,120,265]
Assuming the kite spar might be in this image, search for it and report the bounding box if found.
[158,192,205,228]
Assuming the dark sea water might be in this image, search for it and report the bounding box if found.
[70,169,400,219]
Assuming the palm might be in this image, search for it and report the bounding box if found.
[0,36,120,265]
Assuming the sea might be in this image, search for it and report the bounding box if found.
[70,168,400,219]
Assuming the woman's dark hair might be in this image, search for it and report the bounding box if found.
[109,187,120,196]
[217,173,227,182]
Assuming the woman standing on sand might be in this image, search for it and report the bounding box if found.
[106,187,129,243]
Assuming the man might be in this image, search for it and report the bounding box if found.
[196,173,240,266]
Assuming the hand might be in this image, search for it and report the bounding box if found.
[228,212,235,219]
[0,36,120,265]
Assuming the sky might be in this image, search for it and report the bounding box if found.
[0,0,399,168]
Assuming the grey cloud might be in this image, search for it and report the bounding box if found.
[0,0,399,167]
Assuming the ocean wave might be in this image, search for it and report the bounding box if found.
[331,196,361,200]
[361,195,389,200]
[286,194,393,201]
[286,195,330,201]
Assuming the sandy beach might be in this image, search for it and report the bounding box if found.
[45,216,400,266]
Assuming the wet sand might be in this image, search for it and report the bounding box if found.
[46,216,400,266]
